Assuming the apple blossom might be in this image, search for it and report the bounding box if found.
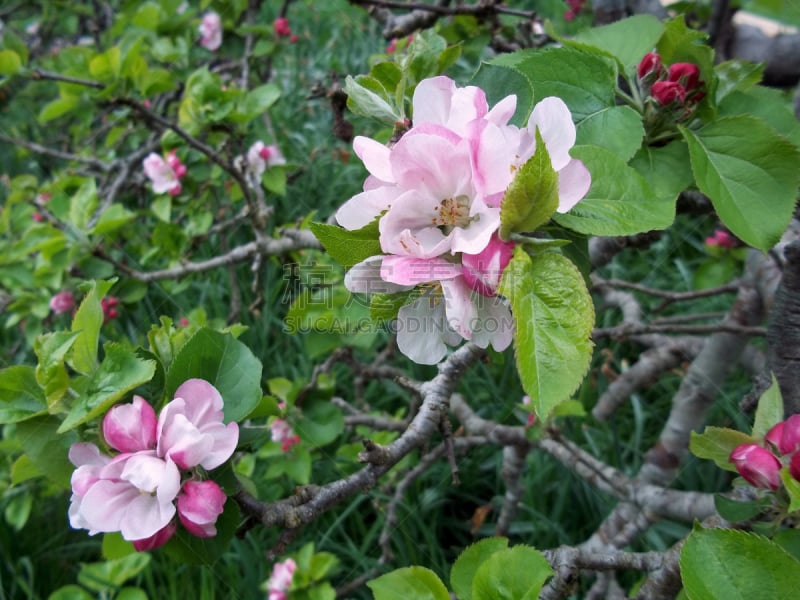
[143,153,182,195]
[103,395,157,453]
[68,449,181,540]
[177,480,227,538]
[778,414,800,455]
[273,17,291,37]
[132,521,177,552]
[266,558,297,600]
[461,234,514,297]
[270,418,301,452]
[157,378,239,470]
[729,444,781,490]
[246,141,286,179]
[199,12,222,51]
[668,63,701,91]
[637,52,662,79]
[651,81,686,106]
[49,290,75,314]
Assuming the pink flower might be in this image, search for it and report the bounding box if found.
[637,52,662,79]
[157,379,239,471]
[461,234,514,297]
[705,230,737,249]
[177,480,226,538]
[267,558,297,600]
[167,150,187,179]
[729,444,781,490]
[246,141,286,178]
[290,34,298,43]
[143,153,181,195]
[50,290,75,314]
[68,449,181,541]
[132,521,176,552]
[269,419,301,452]
[32,212,44,222]
[521,395,536,427]
[651,81,686,106]
[386,38,398,54]
[273,17,291,37]
[199,12,222,51]
[103,396,158,453]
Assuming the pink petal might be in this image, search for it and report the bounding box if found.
[528,97,577,172]
[344,256,413,294]
[380,256,461,286]
[353,136,394,183]
[556,158,592,213]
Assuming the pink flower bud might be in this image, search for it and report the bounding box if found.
[290,34,298,43]
[258,146,272,160]
[32,212,44,222]
[270,419,300,453]
[791,452,800,482]
[651,80,686,106]
[267,558,297,598]
[386,38,398,54]
[668,63,701,91]
[177,480,226,538]
[461,235,515,297]
[274,17,291,37]
[103,396,158,453]
[166,151,187,179]
[168,183,182,197]
[765,421,784,451]
[132,521,176,552]
[779,414,800,455]
[50,290,76,314]
[199,12,222,51]
[729,444,781,490]
[637,52,662,79]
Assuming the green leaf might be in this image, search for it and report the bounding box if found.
[15,416,77,487]
[370,291,411,322]
[0,49,22,75]
[680,528,800,600]
[451,537,509,600]
[781,469,800,513]
[489,47,617,121]
[656,16,714,89]
[717,87,800,148]
[472,546,553,600]
[69,279,115,376]
[58,343,157,432]
[11,455,42,485]
[367,566,450,600]
[34,331,80,410]
[689,427,756,472]
[681,116,800,251]
[295,398,344,447]
[4,491,32,530]
[236,83,281,120]
[165,328,262,423]
[0,366,47,423]
[570,15,664,71]
[47,585,94,600]
[344,75,400,125]
[752,375,783,439]
[553,145,675,236]
[78,554,151,593]
[470,57,534,126]
[309,220,382,268]
[499,128,559,240]
[88,46,121,82]
[498,248,594,419]
[163,501,240,565]
[629,140,693,201]
[714,60,764,104]
[101,532,136,560]
[38,96,80,124]
[713,494,769,523]
[68,179,98,230]
[575,106,644,162]
[92,204,136,235]
[151,196,171,223]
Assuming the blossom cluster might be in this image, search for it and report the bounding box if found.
[637,52,704,110]
[266,558,297,600]
[243,140,287,179]
[335,76,590,364]
[143,150,188,196]
[68,379,238,551]
[729,415,800,491]
[270,418,301,452]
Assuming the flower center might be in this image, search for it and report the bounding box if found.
[433,195,473,232]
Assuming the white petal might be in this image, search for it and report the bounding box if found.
[528,97,576,172]
[556,159,592,213]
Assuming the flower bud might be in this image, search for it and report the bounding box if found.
[50,290,76,314]
[103,396,158,453]
[651,81,686,106]
[273,17,291,37]
[729,444,781,490]
[461,235,515,297]
[637,52,661,79]
[132,521,176,552]
[791,452,800,482]
[779,414,800,455]
[668,63,701,91]
[177,480,227,538]
[765,421,785,451]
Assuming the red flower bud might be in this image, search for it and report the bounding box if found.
[730,444,781,490]
[779,414,800,455]
[651,81,686,106]
[668,63,701,91]
[637,52,661,79]
[273,17,291,37]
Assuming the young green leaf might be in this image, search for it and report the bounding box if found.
[69,279,116,376]
[368,567,450,600]
[575,106,644,162]
[498,247,594,419]
[309,220,382,268]
[0,366,47,424]
[451,537,509,600]
[689,426,757,472]
[344,75,400,125]
[471,546,553,600]
[752,375,784,439]
[570,15,665,71]
[499,128,559,240]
